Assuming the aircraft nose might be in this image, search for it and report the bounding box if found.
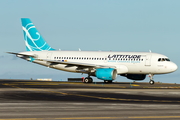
[170,62,178,72]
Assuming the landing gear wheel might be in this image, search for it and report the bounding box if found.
[149,80,154,85]
[84,77,93,83]
[104,80,113,83]
[149,74,155,85]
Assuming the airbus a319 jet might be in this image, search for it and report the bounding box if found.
[8,18,178,85]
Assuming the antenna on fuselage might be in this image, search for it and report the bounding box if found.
[149,50,152,53]
[79,48,81,51]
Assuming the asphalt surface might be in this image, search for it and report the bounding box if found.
[0,79,180,120]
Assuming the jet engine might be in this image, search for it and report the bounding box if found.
[96,68,117,80]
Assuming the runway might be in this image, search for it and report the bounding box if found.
[0,79,180,120]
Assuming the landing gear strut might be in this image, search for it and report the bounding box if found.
[83,77,93,83]
[149,74,154,85]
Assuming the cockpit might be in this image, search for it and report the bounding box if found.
[158,58,170,62]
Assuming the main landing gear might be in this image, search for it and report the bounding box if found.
[83,77,93,83]
[104,80,113,83]
[149,74,154,85]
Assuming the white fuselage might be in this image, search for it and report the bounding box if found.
[18,51,177,75]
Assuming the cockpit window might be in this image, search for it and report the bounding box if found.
[165,58,170,61]
[158,58,170,62]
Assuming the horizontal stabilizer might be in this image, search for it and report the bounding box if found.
[6,52,35,57]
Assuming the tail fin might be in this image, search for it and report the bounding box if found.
[21,18,55,51]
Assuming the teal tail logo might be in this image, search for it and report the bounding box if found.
[21,18,55,51]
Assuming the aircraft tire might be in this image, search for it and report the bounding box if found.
[149,80,154,85]
[84,77,93,83]
[104,80,112,83]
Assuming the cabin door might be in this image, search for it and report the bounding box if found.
[145,54,151,66]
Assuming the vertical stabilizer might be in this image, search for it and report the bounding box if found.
[21,18,55,51]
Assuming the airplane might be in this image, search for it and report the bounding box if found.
[7,18,178,85]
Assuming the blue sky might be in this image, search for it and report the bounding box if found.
[0,0,180,83]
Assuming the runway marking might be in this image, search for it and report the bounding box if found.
[143,86,180,89]
[2,83,61,86]
[1,116,180,120]
[2,82,126,88]
[3,83,180,103]
[3,82,62,86]
[129,116,180,119]
[130,84,139,86]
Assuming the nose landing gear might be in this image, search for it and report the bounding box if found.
[149,74,154,85]
[149,80,155,85]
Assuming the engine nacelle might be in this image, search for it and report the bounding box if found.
[121,74,146,80]
[96,68,117,80]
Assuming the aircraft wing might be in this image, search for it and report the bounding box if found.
[37,59,116,69]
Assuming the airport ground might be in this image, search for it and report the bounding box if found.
[0,79,180,120]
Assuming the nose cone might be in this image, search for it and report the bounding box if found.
[169,62,178,72]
